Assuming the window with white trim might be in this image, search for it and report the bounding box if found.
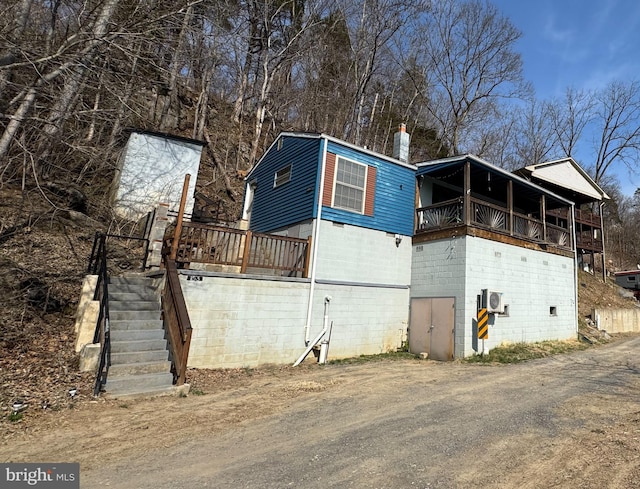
[274,164,291,188]
[333,157,366,213]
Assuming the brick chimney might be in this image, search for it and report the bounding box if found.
[393,123,410,163]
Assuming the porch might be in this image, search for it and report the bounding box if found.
[414,157,574,253]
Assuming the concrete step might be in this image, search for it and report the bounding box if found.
[111,328,165,342]
[108,360,172,377]
[104,384,177,400]
[109,300,160,311]
[111,349,169,364]
[105,372,174,394]
[111,338,167,353]
[110,276,156,287]
[110,310,161,322]
[109,284,157,295]
[110,291,158,302]
[110,319,164,331]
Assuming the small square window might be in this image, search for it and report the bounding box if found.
[550,306,557,316]
[274,165,291,188]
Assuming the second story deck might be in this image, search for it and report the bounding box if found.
[414,156,575,256]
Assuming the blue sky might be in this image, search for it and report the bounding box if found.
[492,0,640,196]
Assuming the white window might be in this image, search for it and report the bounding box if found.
[333,157,366,213]
[274,165,291,188]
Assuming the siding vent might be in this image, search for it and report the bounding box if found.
[521,256,527,262]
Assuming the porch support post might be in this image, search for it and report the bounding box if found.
[600,201,607,282]
[540,194,547,242]
[507,180,513,235]
[170,174,190,261]
[464,160,471,225]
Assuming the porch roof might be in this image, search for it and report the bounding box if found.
[416,154,574,210]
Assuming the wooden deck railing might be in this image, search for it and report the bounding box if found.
[162,258,192,386]
[172,222,312,278]
[416,198,463,230]
[416,197,573,250]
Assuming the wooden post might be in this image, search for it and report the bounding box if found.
[303,236,313,278]
[507,180,513,236]
[540,194,547,242]
[178,328,192,386]
[464,161,471,225]
[240,230,252,273]
[170,174,191,261]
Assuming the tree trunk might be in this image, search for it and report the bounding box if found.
[158,5,193,131]
[0,0,34,94]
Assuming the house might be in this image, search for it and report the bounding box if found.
[176,131,417,368]
[513,157,610,278]
[614,270,640,297]
[411,155,578,359]
[85,129,608,393]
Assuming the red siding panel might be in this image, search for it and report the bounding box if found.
[323,152,336,207]
[365,165,376,216]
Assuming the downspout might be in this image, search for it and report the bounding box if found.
[304,136,328,345]
[571,203,579,333]
[599,201,606,282]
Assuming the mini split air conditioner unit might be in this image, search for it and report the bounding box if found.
[485,290,505,314]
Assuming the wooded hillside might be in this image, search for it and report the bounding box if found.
[1,0,640,266]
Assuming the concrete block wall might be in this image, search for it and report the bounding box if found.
[315,220,412,285]
[411,235,577,358]
[411,235,468,354]
[310,284,409,358]
[181,273,409,369]
[182,275,309,368]
[464,236,576,355]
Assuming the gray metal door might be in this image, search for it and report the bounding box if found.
[409,297,455,361]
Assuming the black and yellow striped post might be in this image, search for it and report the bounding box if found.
[477,307,489,340]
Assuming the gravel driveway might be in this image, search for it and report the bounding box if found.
[3,336,640,488]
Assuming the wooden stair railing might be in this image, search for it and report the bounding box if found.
[162,258,192,385]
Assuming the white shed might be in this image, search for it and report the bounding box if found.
[112,130,205,220]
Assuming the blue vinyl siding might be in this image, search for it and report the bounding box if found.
[322,141,415,236]
[248,136,321,233]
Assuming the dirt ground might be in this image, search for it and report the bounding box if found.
[1,336,639,489]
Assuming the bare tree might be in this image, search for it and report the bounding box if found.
[548,87,595,158]
[410,0,525,155]
[512,97,560,167]
[590,80,640,184]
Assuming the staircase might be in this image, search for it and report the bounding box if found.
[107,275,175,398]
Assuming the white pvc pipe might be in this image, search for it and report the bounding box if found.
[294,295,332,366]
[303,137,328,345]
